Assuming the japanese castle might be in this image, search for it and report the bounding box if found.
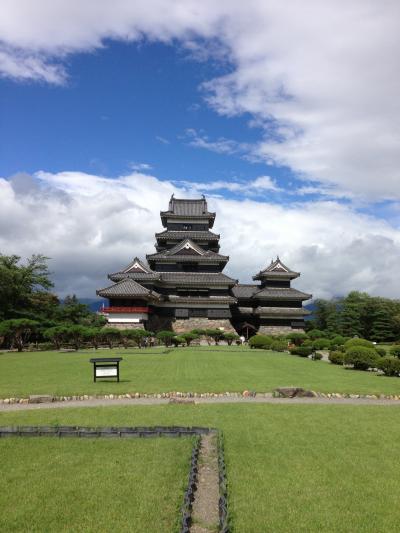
[97,195,311,336]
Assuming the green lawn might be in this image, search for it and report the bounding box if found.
[0,346,399,397]
[0,436,192,533]
[1,403,399,532]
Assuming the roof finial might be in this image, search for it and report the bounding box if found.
[277,255,280,261]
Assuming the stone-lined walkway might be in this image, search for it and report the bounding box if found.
[190,433,219,533]
[1,395,400,411]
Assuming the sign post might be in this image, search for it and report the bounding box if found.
[89,357,122,382]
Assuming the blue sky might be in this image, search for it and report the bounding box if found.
[2,41,279,186]
[1,1,400,298]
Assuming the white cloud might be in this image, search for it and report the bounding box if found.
[1,1,399,197]
[178,175,281,195]
[1,171,400,300]
[129,162,153,171]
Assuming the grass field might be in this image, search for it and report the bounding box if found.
[1,403,399,532]
[0,346,399,397]
[0,436,193,532]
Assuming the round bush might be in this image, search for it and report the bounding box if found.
[378,356,400,377]
[328,351,344,365]
[344,338,375,350]
[312,338,331,350]
[330,335,346,346]
[249,335,274,349]
[290,346,313,357]
[375,347,387,357]
[270,340,288,352]
[344,347,379,371]
[389,345,400,359]
[307,329,326,340]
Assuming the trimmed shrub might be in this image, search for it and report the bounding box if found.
[180,332,199,346]
[378,356,400,377]
[330,335,346,346]
[307,329,326,340]
[223,332,240,345]
[344,338,375,350]
[156,330,176,346]
[270,340,288,352]
[311,351,323,361]
[312,338,331,350]
[389,345,400,359]
[286,332,307,345]
[290,346,313,357]
[249,335,273,349]
[344,347,379,370]
[172,335,185,347]
[375,347,387,357]
[328,351,344,365]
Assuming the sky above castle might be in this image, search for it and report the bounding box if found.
[1,1,400,298]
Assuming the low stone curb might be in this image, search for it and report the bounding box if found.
[0,390,399,406]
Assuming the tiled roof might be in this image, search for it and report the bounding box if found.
[147,239,228,262]
[253,257,299,280]
[231,284,258,298]
[253,287,312,300]
[97,279,161,299]
[108,272,161,282]
[161,196,214,217]
[254,307,311,316]
[167,295,237,304]
[120,257,151,274]
[155,230,220,241]
[160,272,237,286]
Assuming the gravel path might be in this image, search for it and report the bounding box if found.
[1,395,400,411]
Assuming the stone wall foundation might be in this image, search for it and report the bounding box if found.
[173,318,236,334]
[258,325,304,336]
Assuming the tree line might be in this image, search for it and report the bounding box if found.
[307,291,400,342]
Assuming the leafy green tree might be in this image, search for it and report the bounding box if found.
[307,329,326,340]
[172,335,185,347]
[43,325,70,350]
[156,330,175,346]
[180,332,199,346]
[369,303,395,342]
[313,299,338,330]
[99,328,121,349]
[57,295,92,324]
[286,332,307,345]
[205,329,225,345]
[121,329,152,348]
[0,254,53,320]
[64,325,89,350]
[82,327,102,349]
[223,332,240,345]
[0,319,39,351]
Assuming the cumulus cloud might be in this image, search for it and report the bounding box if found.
[1,1,399,199]
[1,171,400,299]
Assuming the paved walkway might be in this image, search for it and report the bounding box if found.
[1,395,400,411]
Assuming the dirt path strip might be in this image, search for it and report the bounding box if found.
[1,396,400,411]
[190,433,220,533]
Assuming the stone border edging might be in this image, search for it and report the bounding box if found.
[218,432,229,533]
[0,426,229,533]
[1,390,399,406]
